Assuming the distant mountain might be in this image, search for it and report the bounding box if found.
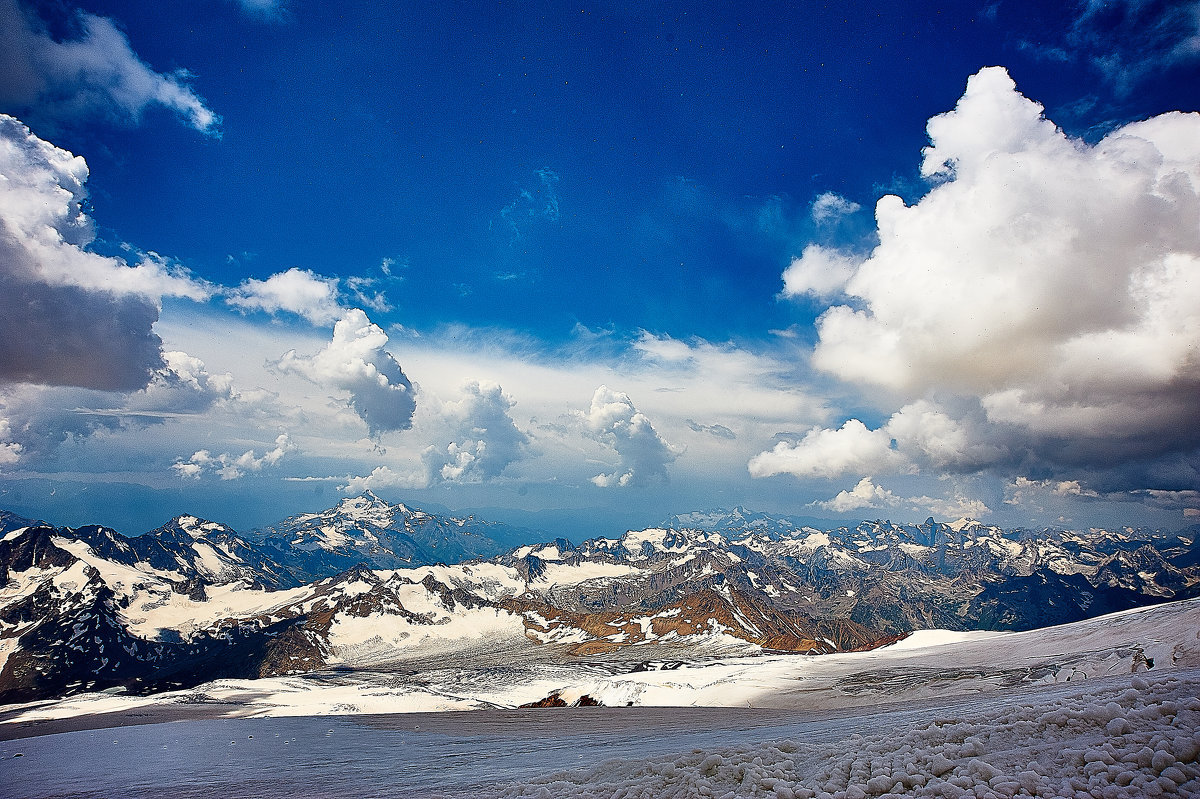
[248,491,539,579]
[659,506,833,537]
[1,501,1197,705]
[0,510,43,536]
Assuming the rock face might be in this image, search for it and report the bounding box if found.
[0,501,1196,705]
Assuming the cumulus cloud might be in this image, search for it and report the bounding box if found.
[814,67,1200,416]
[0,349,244,470]
[0,384,126,463]
[0,418,21,467]
[421,381,531,484]
[815,476,902,513]
[126,351,237,415]
[910,492,992,520]
[227,268,345,325]
[0,0,219,133]
[766,67,1200,506]
[0,115,210,391]
[173,433,293,480]
[578,386,679,488]
[339,465,427,494]
[814,476,991,519]
[1005,476,1104,507]
[779,244,863,300]
[748,419,907,481]
[277,309,417,436]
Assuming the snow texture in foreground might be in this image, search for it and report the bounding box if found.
[481,672,1200,799]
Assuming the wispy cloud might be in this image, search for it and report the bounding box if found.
[226,0,288,21]
[686,420,736,440]
[1016,0,1200,94]
[0,0,219,133]
[494,168,561,244]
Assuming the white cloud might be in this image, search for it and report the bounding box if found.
[578,386,679,488]
[814,68,1200,408]
[779,244,862,300]
[339,465,428,494]
[814,476,991,520]
[126,351,237,414]
[0,0,219,133]
[884,400,1008,471]
[173,433,293,480]
[0,418,23,467]
[811,191,861,224]
[421,381,531,484]
[1005,476,1104,508]
[909,492,991,521]
[227,0,287,20]
[815,476,902,513]
[0,115,210,391]
[748,419,907,481]
[227,268,345,325]
[0,345,252,471]
[773,67,1200,498]
[277,309,417,436]
[1137,489,1200,515]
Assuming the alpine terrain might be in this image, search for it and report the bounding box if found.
[1,496,1197,705]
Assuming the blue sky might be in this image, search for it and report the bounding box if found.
[1,0,1199,537]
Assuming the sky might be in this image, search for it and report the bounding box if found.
[1,0,1199,538]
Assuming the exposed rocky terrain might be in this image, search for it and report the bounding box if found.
[0,496,1196,705]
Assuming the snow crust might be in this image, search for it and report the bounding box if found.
[882,629,1002,651]
[536,560,643,585]
[483,671,1200,799]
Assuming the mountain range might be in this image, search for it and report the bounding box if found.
[1,493,1196,705]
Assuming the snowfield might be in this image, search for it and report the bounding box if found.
[476,671,1200,799]
[1,598,1198,798]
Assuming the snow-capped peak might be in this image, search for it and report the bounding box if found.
[171,515,233,539]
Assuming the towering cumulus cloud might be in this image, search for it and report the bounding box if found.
[580,386,679,488]
[278,309,417,436]
[422,381,531,484]
[763,67,1200,504]
[0,115,208,391]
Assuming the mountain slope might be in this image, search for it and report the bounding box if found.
[1,502,1197,705]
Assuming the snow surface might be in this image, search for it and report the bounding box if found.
[3,600,1199,798]
[480,671,1200,799]
[1,526,29,543]
[536,560,643,585]
[6,597,1196,725]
